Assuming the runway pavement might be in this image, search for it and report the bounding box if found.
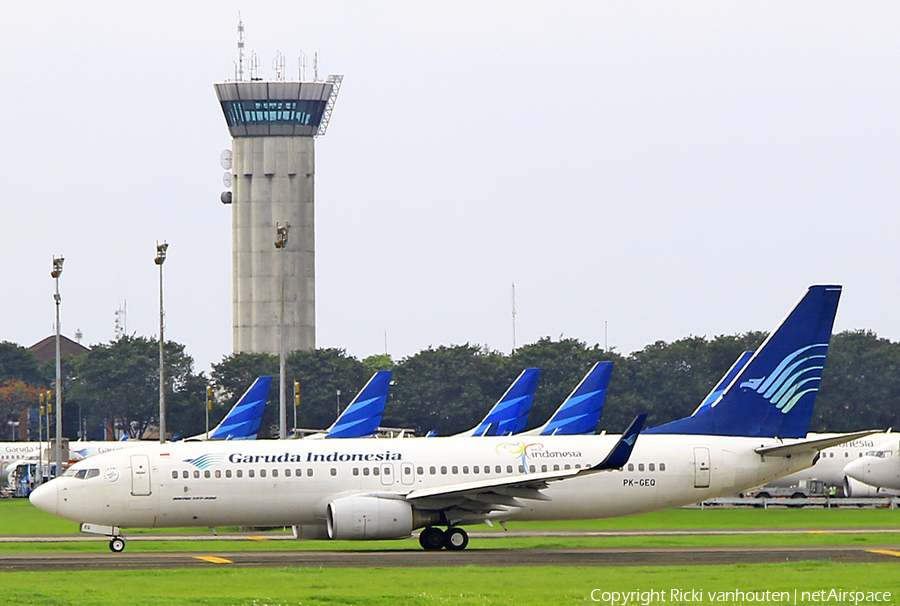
[1,533,900,571]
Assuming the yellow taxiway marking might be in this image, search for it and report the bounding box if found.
[246,536,269,542]
[807,530,830,534]
[193,556,233,564]
[867,549,900,558]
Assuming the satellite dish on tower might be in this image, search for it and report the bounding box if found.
[220,149,233,170]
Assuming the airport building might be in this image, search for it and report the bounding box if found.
[214,54,341,355]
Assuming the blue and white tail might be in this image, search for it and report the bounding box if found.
[646,285,841,438]
[207,376,273,440]
[459,368,541,437]
[524,362,612,436]
[325,371,393,438]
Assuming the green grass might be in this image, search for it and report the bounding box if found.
[4,499,900,604]
[2,563,900,605]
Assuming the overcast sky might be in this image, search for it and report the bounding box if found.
[2,2,899,374]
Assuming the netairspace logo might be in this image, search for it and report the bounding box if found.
[589,588,892,605]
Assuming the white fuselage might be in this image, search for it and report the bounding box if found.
[33,433,816,530]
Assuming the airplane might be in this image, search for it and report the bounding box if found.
[452,368,541,437]
[842,438,900,495]
[0,376,272,488]
[520,361,612,436]
[29,286,873,553]
[299,371,393,439]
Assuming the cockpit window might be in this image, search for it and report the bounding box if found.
[63,468,101,479]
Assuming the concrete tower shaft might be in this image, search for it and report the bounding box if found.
[215,80,339,355]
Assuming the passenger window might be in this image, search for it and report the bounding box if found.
[628,463,634,472]
[417,466,424,475]
[285,469,291,478]
[441,466,447,475]
[462,466,469,474]
[518,465,525,473]
[226,470,232,478]
[204,470,211,479]
[660,463,666,471]
[496,465,502,474]
[353,468,359,476]
[272,469,278,478]
[373,467,380,476]
[648,463,655,471]
[564,464,571,470]
[330,468,337,477]
[249,470,255,478]
[172,471,178,479]
[406,467,414,476]
[529,465,536,473]
[384,467,391,476]
[506,465,512,473]
[193,470,200,479]
[260,469,266,478]
[430,466,436,475]
[237,470,243,478]
[363,467,370,476]
[553,465,559,471]
[215,470,222,478]
[473,466,479,474]
[452,466,459,474]
[638,464,644,472]
[307,469,313,477]
[296,469,302,477]
[541,465,548,472]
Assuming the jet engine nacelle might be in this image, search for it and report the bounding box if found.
[843,475,882,497]
[326,496,415,541]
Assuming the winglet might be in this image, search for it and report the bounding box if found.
[325,371,393,438]
[592,413,646,471]
[208,376,273,440]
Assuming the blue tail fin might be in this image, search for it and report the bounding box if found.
[534,362,613,435]
[325,371,393,438]
[466,368,541,436]
[208,376,273,440]
[694,351,754,413]
[646,285,841,438]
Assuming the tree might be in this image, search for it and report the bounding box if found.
[68,336,196,439]
[389,345,509,435]
[0,341,42,387]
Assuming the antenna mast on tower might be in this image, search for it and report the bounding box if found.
[235,14,245,81]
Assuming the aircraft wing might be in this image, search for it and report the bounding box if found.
[404,414,646,519]
[755,430,882,457]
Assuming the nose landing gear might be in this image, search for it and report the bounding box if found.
[108,536,126,553]
[418,526,469,551]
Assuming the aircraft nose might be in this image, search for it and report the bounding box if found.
[28,481,58,516]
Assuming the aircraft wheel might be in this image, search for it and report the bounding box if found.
[419,526,445,551]
[109,537,126,553]
[443,527,468,551]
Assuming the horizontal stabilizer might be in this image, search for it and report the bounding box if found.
[755,430,882,457]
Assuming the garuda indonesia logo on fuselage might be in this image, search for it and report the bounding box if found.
[738,343,829,414]
[184,453,228,469]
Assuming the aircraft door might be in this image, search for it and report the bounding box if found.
[400,462,415,486]
[130,454,152,496]
[380,463,394,486]
[693,447,710,488]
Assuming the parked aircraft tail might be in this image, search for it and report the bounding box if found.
[325,371,393,438]
[522,362,612,436]
[457,368,541,437]
[206,376,273,440]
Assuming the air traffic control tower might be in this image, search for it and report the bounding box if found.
[214,63,342,355]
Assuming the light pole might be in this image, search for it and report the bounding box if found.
[274,222,290,439]
[51,256,64,477]
[335,389,341,421]
[155,242,168,443]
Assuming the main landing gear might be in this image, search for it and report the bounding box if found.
[418,526,469,551]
